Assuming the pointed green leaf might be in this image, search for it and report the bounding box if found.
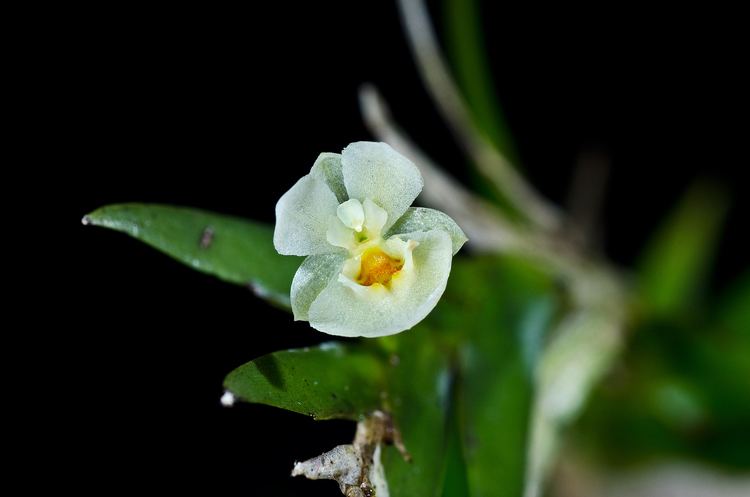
[637,182,729,316]
[223,342,385,420]
[84,203,302,308]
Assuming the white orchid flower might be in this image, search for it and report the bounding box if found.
[274,141,467,337]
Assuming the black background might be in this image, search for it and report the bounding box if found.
[43,1,746,494]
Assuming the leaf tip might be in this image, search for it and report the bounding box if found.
[81,215,92,226]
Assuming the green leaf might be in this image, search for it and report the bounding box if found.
[450,257,558,497]
[223,342,386,420]
[381,328,452,497]
[637,182,729,316]
[440,395,470,497]
[528,309,623,496]
[444,0,518,164]
[717,271,750,337]
[575,315,750,470]
[84,203,302,308]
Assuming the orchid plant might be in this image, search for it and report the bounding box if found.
[84,0,749,496]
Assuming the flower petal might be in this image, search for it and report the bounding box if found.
[363,198,388,236]
[291,253,347,321]
[326,217,356,251]
[274,175,340,256]
[310,153,347,203]
[307,230,452,337]
[387,207,468,255]
[342,142,423,231]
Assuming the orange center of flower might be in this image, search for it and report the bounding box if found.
[357,248,404,286]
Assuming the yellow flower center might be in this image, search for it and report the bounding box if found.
[356,248,404,287]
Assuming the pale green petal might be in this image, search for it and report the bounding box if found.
[341,256,361,280]
[387,207,468,255]
[326,218,356,251]
[342,142,423,231]
[274,175,340,256]
[338,272,386,298]
[291,253,347,321]
[363,198,387,236]
[307,230,452,337]
[310,153,347,203]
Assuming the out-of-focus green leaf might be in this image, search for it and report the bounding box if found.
[450,257,558,497]
[84,203,302,308]
[444,0,518,164]
[381,327,452,497]
[575,316,750,470]
[223,342,385,421]
[717,271,750,336]
[440,406,470,497]
[527,307,624,497]
[577,252,750,471]
[637,182,728,316]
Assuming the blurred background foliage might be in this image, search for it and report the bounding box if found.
[438,0,749,490]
